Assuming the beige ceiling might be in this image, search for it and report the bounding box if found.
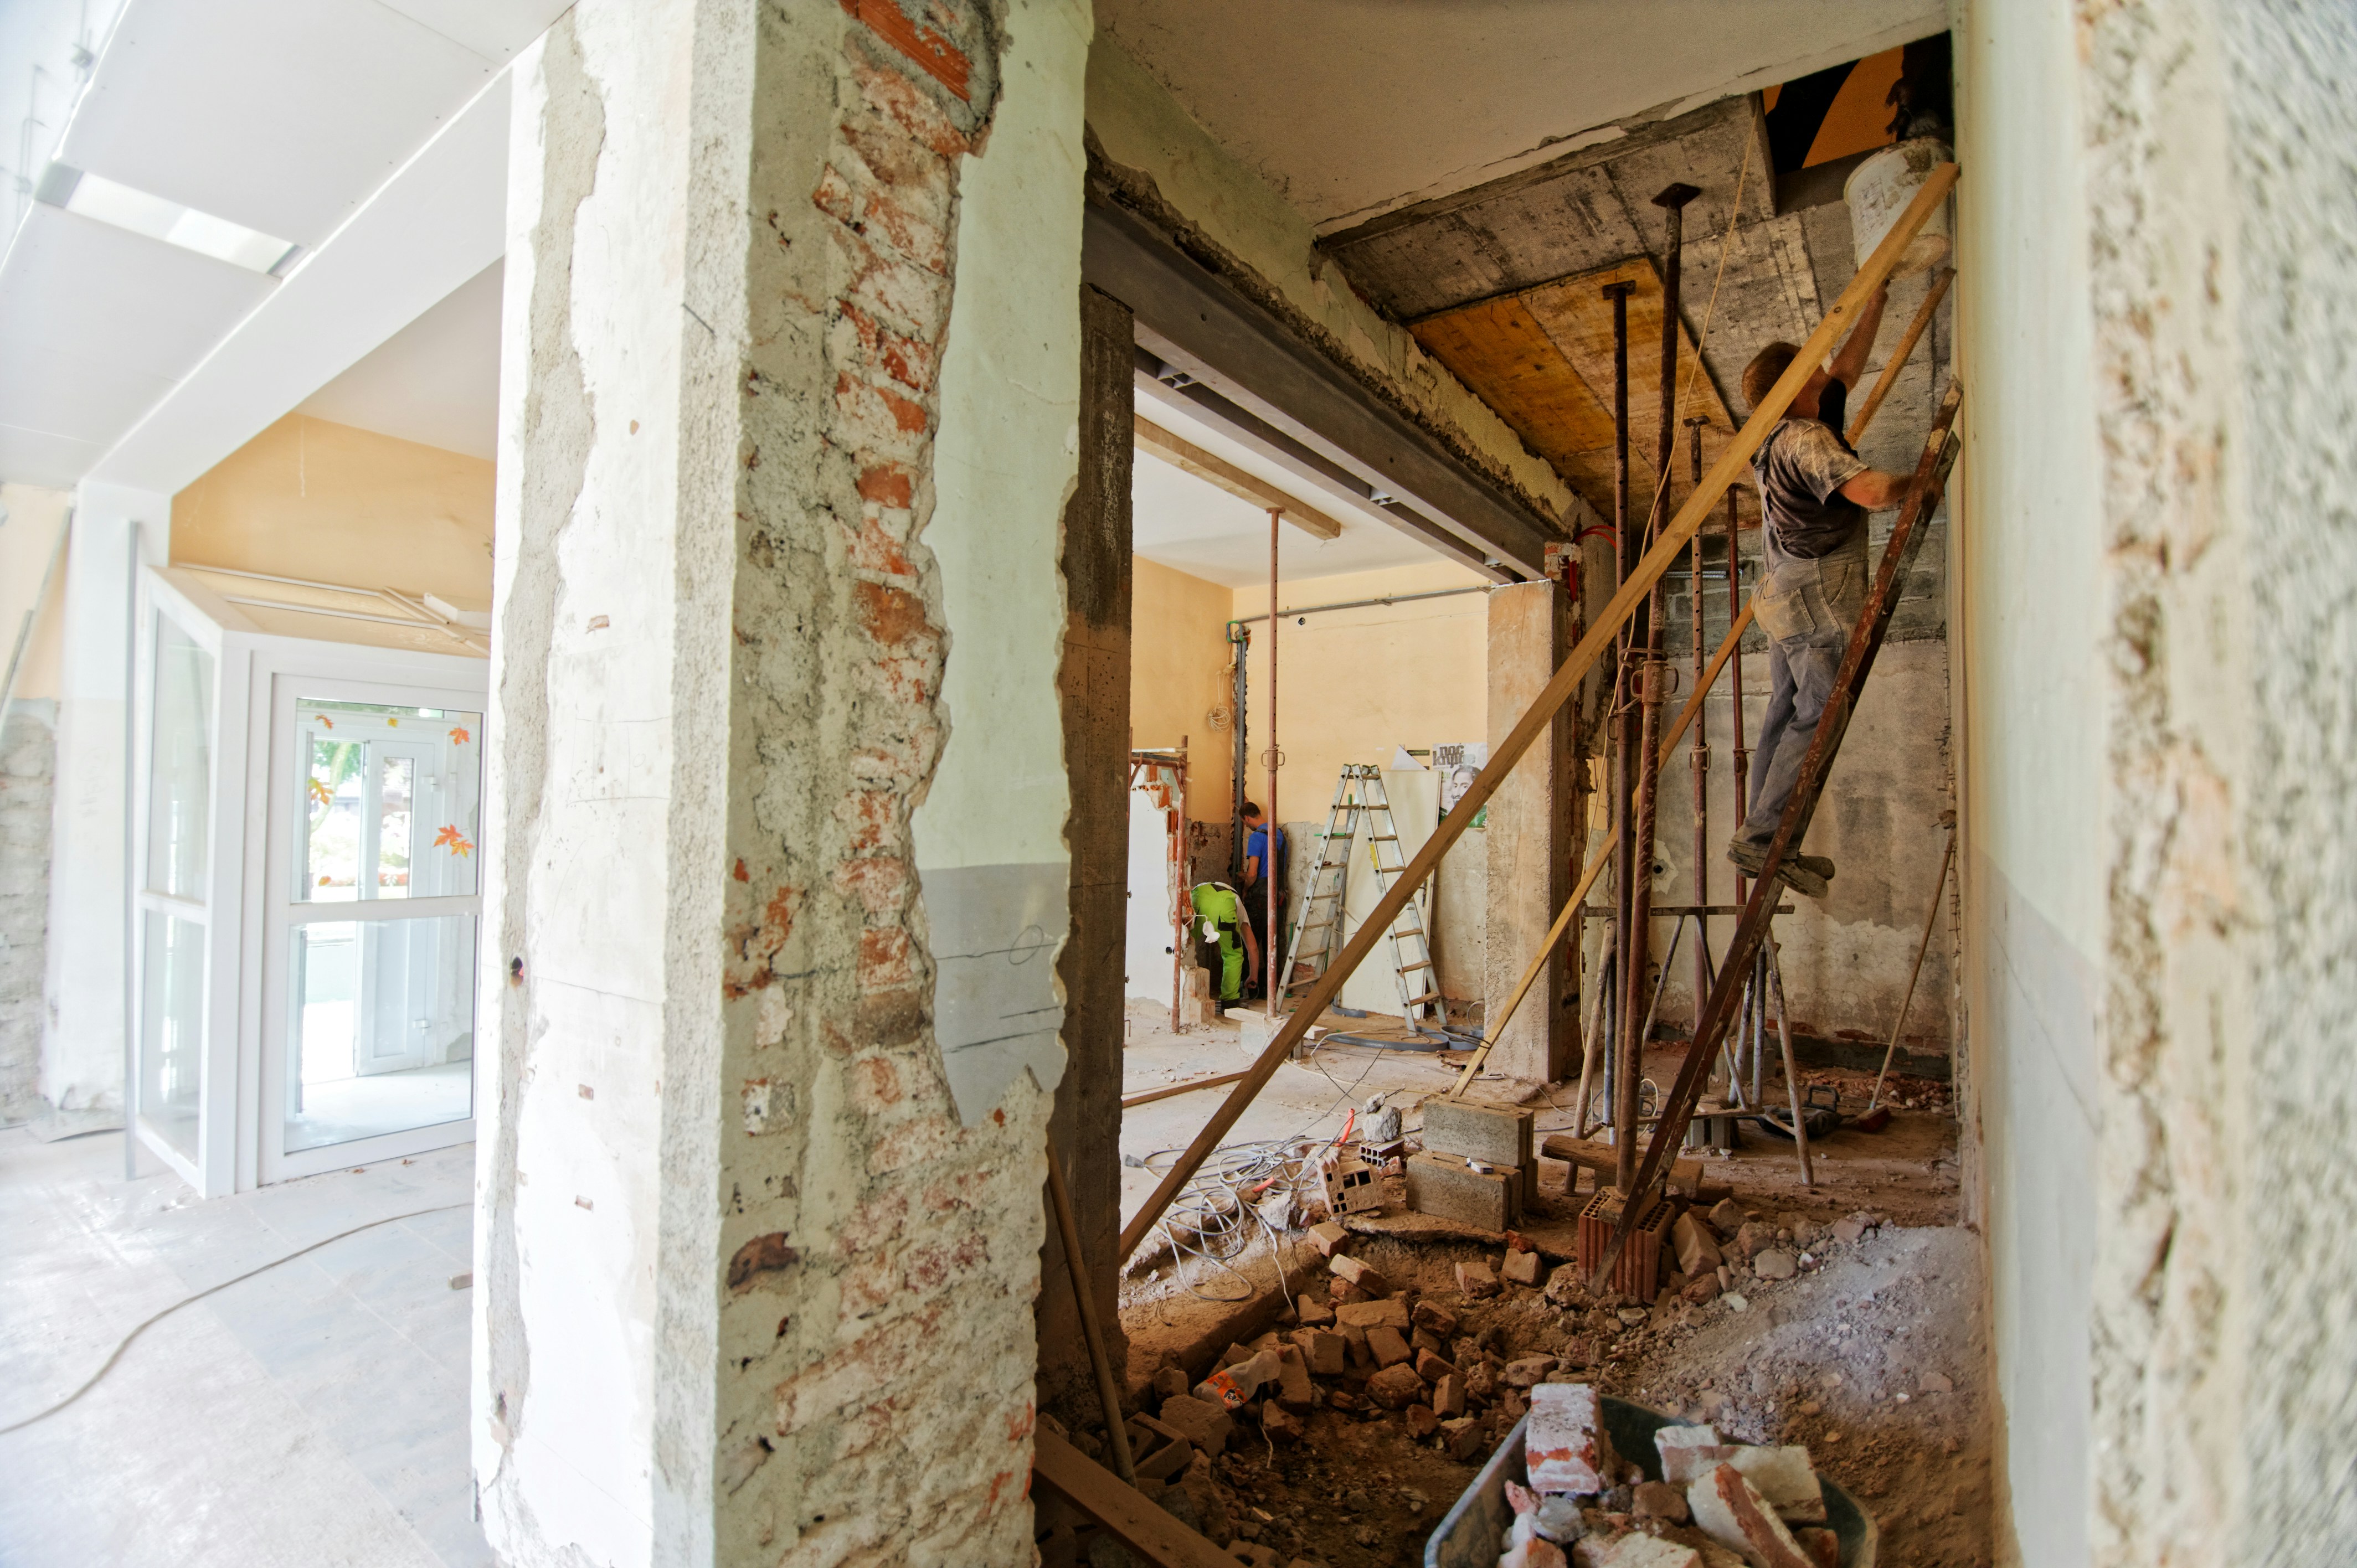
[1092,0,1947,231]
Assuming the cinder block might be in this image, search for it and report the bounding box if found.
[1406,1150,1523,1231]
[1422,1100,1538,1206]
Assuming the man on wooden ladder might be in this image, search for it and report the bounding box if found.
[1728,284,1918,900]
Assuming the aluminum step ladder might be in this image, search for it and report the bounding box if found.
[1280,765,1444,1028]
[1279,765,1373,1004]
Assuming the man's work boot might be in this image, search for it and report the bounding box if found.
[1726,839,1830,900]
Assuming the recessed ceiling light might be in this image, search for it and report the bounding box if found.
[34,162,300,276]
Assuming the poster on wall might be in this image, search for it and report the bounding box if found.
[1431,742,1489,817]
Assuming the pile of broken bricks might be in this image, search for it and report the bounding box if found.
[1131,1219,1576,1487]
[1501,1382,1849,1568]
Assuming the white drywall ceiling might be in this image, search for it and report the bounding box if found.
[1093,0,1946,230]
[298,260,502,459]
[1133,390,1453,587]
[0,0,564,488]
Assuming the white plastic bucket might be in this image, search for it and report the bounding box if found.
[1844,137,1953,278]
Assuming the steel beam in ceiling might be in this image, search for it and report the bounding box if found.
[1082,197,1561,579]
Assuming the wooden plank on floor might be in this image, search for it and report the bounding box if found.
[1032,1428,1236,1568]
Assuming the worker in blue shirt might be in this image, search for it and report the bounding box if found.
[1239,801,1286,999]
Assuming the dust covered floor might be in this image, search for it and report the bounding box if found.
[1104,1002,1991,1566]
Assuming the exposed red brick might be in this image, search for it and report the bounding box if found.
[847,516,917,579]
[843,788,896,852]
[856,463,914,507]
[835,855,909,914]
[858,927,914,991]
[728,1232,801,1293]
[840,0,971,103]
[733,858,750,882]
[854,580,933,648]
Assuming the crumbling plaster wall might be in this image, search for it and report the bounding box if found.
[474,1,1082,1562]
[1084,37,1586,535]
[0,700,55,1126]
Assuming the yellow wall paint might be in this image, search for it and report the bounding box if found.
[0,483,71,702]
[171,415,495,602]
[1232,560,1490,823]
[1130,557,1234,822]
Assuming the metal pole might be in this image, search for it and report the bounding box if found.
[1685,415,1712,1087]
[1230,627,1248,884]
[1602,277,1638,1193]
[1868,827,1955,1112]
[1045,1144,1136,1483]
[1264,508,1279,1017]
[1726,445,1749,1103]
[1171,741,1188,1032]
[1767,936,1813,1187]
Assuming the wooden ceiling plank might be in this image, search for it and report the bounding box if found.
[1132,415,1346,539]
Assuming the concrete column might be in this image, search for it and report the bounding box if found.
[40,481,168,1120]
[1484,580,1571,1083]
[474,2,1088,1562]
[1037,283,1133,1414]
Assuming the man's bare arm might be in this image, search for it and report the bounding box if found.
[1241,920,1260,977]
[1837,468,1913,509]
[1828,283,1890,389]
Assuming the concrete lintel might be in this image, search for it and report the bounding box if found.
[1082,198,1560,577]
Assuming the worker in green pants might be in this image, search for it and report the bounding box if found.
[1190,881,1260,1014]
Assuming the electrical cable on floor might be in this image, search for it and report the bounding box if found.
[0,1201,470,1436]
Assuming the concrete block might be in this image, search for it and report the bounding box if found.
[1406,1150,1522,1231]
[1455,1258,1501,1298]
[1687,1464,1813,1568]
[1420,1098,1533,1167]
[1525,1381,1615,1494]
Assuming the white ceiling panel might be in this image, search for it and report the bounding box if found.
[297,259,502,458]
[58,0,501,246]
[379,0,578,66]
[1095,0,1946,229]
[0,205,274,380]
[0,337,176,444]
[0,421,108,491]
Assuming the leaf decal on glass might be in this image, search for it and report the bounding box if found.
[449,726,471,745]
[307,776,333,806]
[434,824,475,858]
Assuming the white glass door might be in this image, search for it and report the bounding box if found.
[133,613,215,1171]
[263,688,482,1178]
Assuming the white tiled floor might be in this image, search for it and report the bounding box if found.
[0,1128,486,1567]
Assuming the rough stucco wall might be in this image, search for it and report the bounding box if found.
[1083,37,1586,534]
[2076,2,2256,1561]
[1485,581,1570,1082]
[0,700,55,1126]
[476,3,1069,1562]
[1129,556,1233,821]
[2217,9,2357,1553]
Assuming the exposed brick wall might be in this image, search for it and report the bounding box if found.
[712,3,1050,1562]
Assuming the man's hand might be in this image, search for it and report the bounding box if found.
[1837,468,1913,510]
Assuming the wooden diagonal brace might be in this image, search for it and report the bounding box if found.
[1587,376,1965,1292]
[1114,163,1959,1265]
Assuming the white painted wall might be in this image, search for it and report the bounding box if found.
[40,481,168,1115]
[1952,3,2106,1562]
[911,0,1090,1123]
